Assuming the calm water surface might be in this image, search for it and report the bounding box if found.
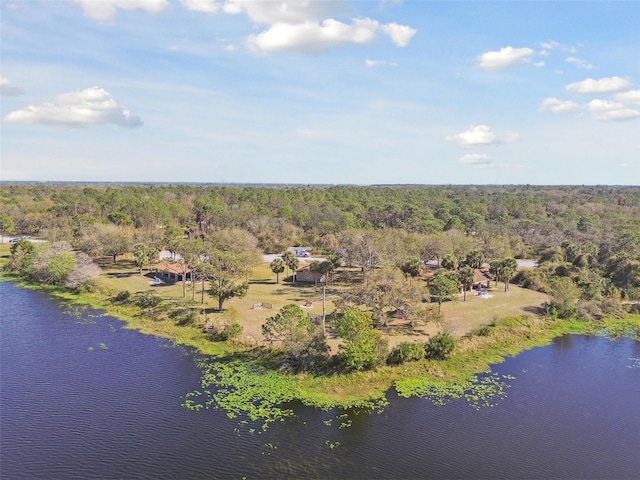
[1,282,639,479]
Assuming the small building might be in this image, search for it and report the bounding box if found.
[154,261,193,282]
[473,269,491,289]
[295,265,325,284]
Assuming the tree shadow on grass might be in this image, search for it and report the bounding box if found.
[249,278,277,285]
[106,272,135,279]
[522,305,546,315]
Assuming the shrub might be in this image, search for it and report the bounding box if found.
[221,321,244,342]
[387,341,425,365]
[113,290,131,303]
[134,292,162,309]
[424,333,455,360]
[170,308,198,326]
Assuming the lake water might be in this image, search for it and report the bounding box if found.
[1,282,639,479]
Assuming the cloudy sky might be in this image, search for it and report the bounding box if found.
[1,0,639,184]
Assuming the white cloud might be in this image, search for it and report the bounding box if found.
[566,76,632,94]
[222,0,347,24]
[538,97,581,114]
[586,99,640,122]
[181,0,220,14]
[459,154,492,167]
[0,76,25,96]
[380,22,417,47]
[566,56,594,70]
[477,46,535,69]
[71,0,169,20]
[446,125,496,147]
[619,163,631,168]
[247,18,408,52]
[534,61,545,68]
[4,87,143,128]
[503,131,520,143]
[615,90,640,106]
[365,59,397,68]
[179,1,415,52]
[540,40,576,53]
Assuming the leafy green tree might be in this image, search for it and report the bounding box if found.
[8,239,35,274]
[400,256,422,284]
[387,341,425,365]
[545,277,581,319]
[262,304,328,371]
[133,243,158,274]
[334,309,388,371]
[309,260,335,284]
[76,224,133,263]
[107,212,134,227]
[441,254,458,271]
[490,257,517,292]
[270,258,285,283]
[163,226,184,259]
[209,278,249,311]
[464,249,484,269]
[425,333,455,360]
[281,250,299,281]
[606,254,640,295]
[0,213,16,243]
[28,242,76,286]
[428,269,460,312]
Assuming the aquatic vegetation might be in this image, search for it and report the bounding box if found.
[395,372,515,410]
[183,361,300,431]
[325,440,341,449]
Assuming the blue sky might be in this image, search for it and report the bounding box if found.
[1,0,639,185]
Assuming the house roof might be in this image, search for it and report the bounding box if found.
[474,269,491,283]
[155,261,192,275]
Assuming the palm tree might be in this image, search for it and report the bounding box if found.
[270,257,285,283]
[458,265,475,301]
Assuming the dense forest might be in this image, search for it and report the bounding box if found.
[2,183,639,372]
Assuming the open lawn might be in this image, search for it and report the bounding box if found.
[98,258,335,346]
[96,256,549,351]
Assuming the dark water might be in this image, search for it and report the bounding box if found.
[1,282,639,480]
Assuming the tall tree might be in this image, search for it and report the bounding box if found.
[262,304,328,372]
[400,256,422,284]
[309,260,335,284]
[336,267,426,327]
[334,309,388,371]
[133,243,158,275]
[208,277,249,311]
[458,265,475,301]
[490,257,517,292]
[270,257,285,283]
[0,213,16,243]
[282,250,299,282]
[428,269,460,312]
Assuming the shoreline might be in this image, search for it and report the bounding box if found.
[3,274,638,411]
